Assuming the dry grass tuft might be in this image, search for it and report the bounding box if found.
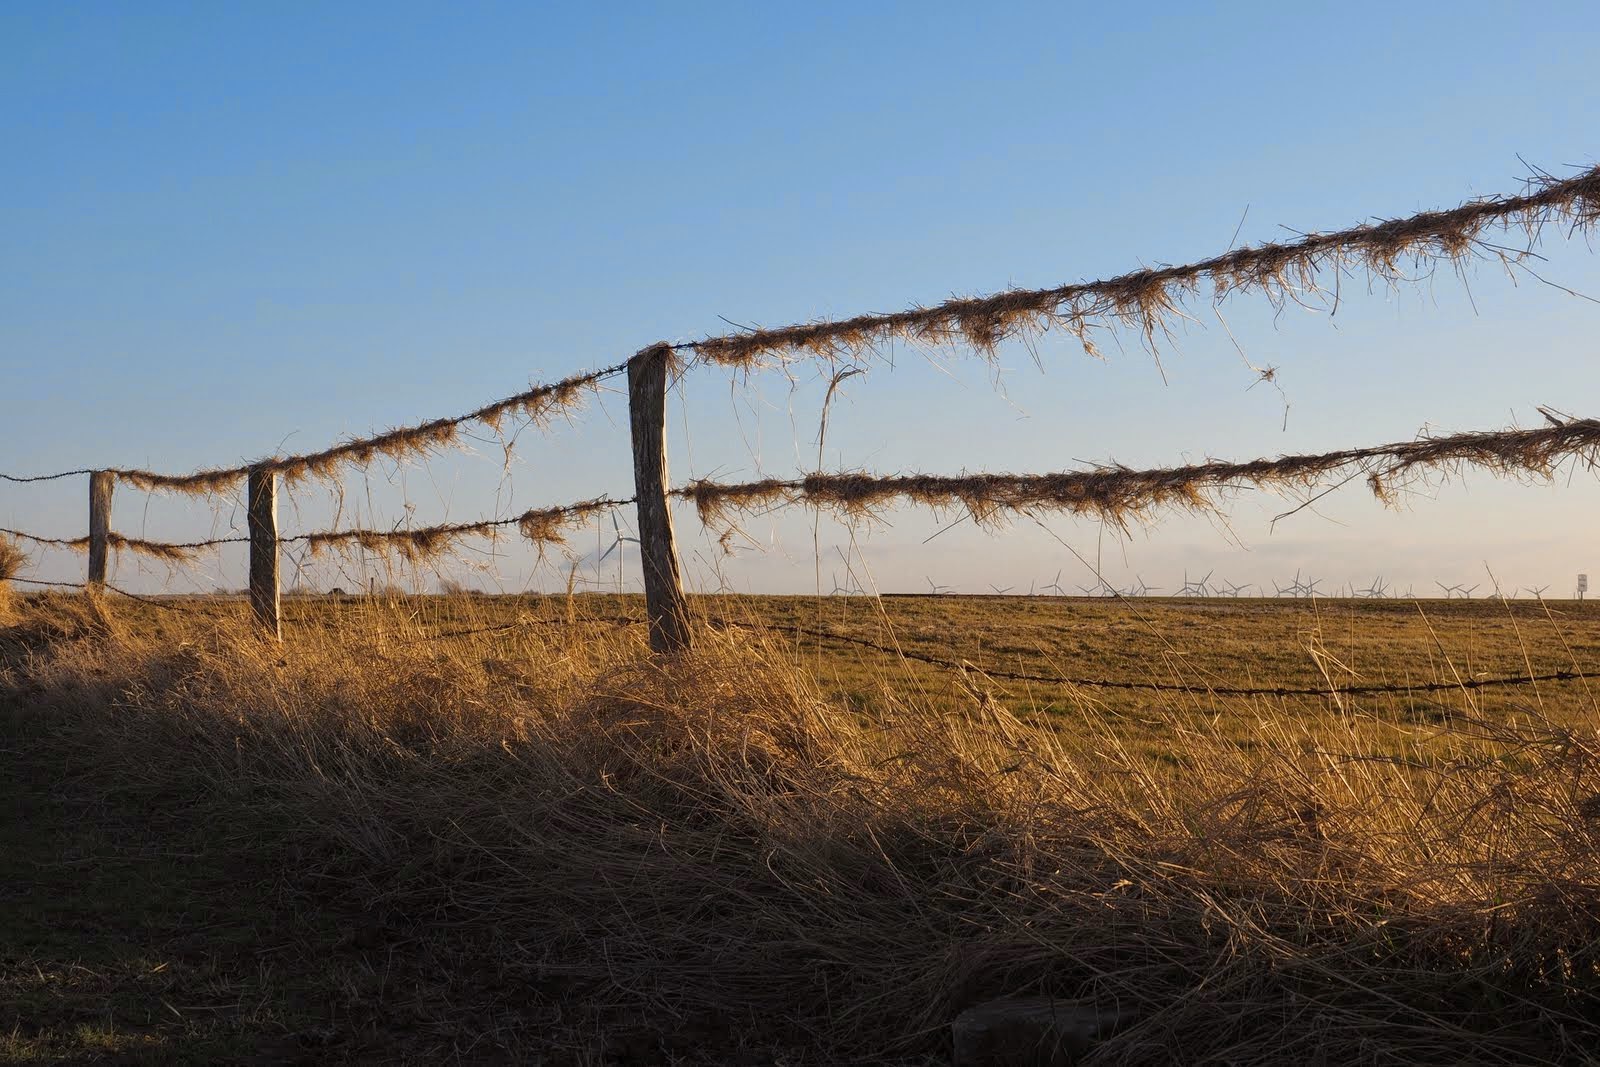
[0,537,24,583]
[103,534,205,563]
[678,416,1600,532]
[6,596,1600,1061]
[0,537,24,621]
[689,165,1600,369]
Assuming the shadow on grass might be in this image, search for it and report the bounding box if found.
[0,698,645,1065]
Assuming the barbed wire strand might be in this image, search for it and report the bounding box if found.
[674,416,1600,532]
[0,361,631,494]
[0,468,102,485]
[0,499,636,563]
[6,414,1600,563]
[673,164,1600,369]
[5,575,213,612]
[6,164,1597,491]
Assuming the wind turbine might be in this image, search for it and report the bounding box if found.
[926,576,954,595]
[830,572,865,596]
[1525,585,1551,599]
[988,584,1013,596]
[1042,570,1066,596]
[1131,575,1160,597]
[599,513,640,593]
[1356,577,1389,599]
[1460,584,1479,599]
[1213,578,1251,597]
[1178,570,1212,597]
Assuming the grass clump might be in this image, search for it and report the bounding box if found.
[0,537,26,622]
[3,594,1600,1062]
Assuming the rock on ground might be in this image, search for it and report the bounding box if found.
[952,996,1127,1066]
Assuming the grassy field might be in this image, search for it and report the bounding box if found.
[87,589,1600,746]
[4,589,1600,1063]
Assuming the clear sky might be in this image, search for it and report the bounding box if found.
[4,2,1600,597]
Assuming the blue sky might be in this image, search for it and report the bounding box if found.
[4,2,1599,596]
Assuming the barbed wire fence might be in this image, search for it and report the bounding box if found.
[3,162,1599,666]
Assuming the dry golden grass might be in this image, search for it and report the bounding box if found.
[4,591,1600,1062]
[0,538,22,622]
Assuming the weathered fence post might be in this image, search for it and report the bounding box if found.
[628,343,692,653]
[87,470,113,589]
[247,465,280,640]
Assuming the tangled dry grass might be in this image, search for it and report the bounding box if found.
[104,366,618,496]
[678,416,1600,532]
[0,538,24,621]
[4,594,1600,1062]
[299,497,628,563]
[11,163,1592,507]
[0,526,246,563]
[0,499,629,570]
[688,165,1600,368]
[11,414,1594,576]
[0,537,24,582]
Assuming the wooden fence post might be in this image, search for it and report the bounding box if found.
[247,465,280,640]
[87,470,113,589]
[628,343,692,653]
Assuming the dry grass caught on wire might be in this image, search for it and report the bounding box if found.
[0,527,239,563]
[298,497,630,564]
[686,165,1600,368]
[678,415,1600,532]
[10,416,1598,573]
[105,366,619,496]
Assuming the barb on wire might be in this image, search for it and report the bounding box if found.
[0,527,248,562]
[681,164,1600,368]
[674,415,1600,532]
[395,613,641,643]
[2,574,214,611]
[6,576,83,589]
[0,468,102,484]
